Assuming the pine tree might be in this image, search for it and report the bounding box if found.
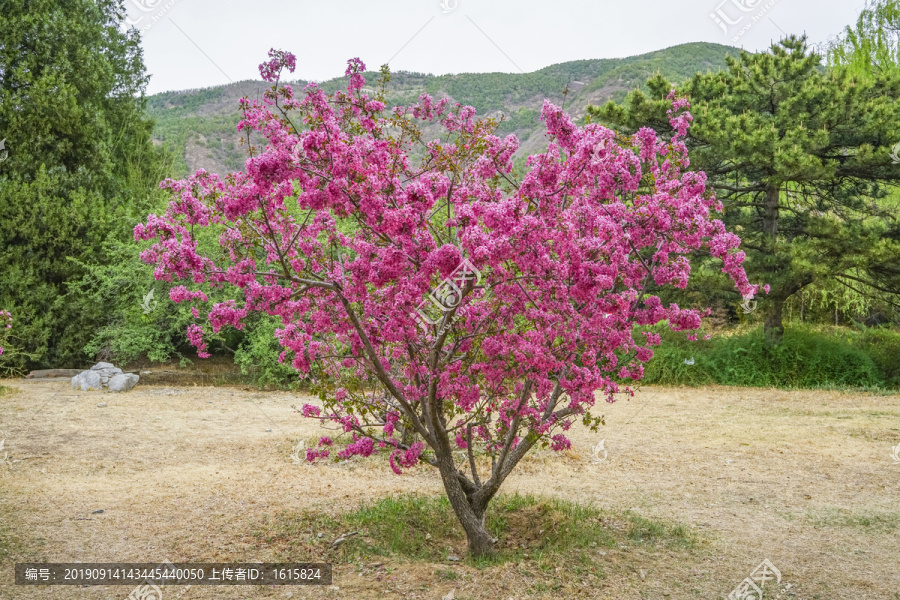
[588,36,900,345]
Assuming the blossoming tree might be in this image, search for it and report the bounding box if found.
[136,50,762,557]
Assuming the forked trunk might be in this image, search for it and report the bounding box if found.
[434,452,496,558]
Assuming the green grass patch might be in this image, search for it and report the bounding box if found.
[625,511,697,549]
[0,519,19,559]
[807,507,900,532]
[0,493,27,560]
[252,493,700,570]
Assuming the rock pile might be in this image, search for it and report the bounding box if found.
[71,362,140,392]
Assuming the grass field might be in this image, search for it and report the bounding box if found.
[1,377,899,599]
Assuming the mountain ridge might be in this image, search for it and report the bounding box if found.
[148,42,747,177]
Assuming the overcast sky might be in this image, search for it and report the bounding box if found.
[129,0,868,95]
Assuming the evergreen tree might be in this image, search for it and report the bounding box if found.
[588,36,900,345]
[0,0,169,369]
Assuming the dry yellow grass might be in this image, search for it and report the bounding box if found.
[1,379,899,599]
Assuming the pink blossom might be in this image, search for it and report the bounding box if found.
[306,448,330,462]
[550,434,571,452]
[186,324,210,358]
[301,404,321,418]
[259,48,297,82]
[389,442,424,474]
[338,436,375,459]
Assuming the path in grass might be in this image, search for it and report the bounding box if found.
[1,380,898,599]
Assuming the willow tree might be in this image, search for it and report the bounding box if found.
[828,0,900,78]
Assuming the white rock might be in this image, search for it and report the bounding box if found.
[108,373,139,393]
[91,362,115,371]
[79,370,103,391]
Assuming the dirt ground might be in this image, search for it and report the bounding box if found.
[1,377,899,600]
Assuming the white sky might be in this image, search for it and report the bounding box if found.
[131,0,868,95]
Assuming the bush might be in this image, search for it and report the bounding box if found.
[75,228,247,367]
[639,321,888,389]
[850,325,900,388]
[234,314,305,389]
[709,326,882,388]
[637,321,718,387]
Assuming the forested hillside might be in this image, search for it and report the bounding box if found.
[148,42,739,176]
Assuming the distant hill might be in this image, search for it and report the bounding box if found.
[147,42,747,178]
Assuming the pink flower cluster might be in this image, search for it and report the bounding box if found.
[305,448,329,462]
[304,436,334,463]
[136,51,762,475]
[301,404,321,418]
[337,435,375,459]
[259,48,297,82]
[389,442,424,475]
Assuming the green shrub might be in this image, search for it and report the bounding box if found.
[233,313,305,389]
[638,321,888,389]
[637,321,717,387]
[708,326,881,388]
[851,325,900,388]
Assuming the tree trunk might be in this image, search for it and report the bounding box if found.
[762,184,783,347]
[764,297,785,346]
[434,452,495,558]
